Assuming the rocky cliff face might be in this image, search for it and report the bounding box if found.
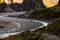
[0,0,46,12]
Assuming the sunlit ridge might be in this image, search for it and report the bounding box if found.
[42,0,59,8]
[0,0,23,4]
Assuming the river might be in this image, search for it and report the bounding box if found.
[0,12,48,38]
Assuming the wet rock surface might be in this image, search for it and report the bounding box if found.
[42,33,60,40]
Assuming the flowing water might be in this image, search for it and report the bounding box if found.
[0,12,48,38]
[0,11,60,40]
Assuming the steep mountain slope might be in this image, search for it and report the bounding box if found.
[28,5,60,20]
[47,18,60,36]
[0,0,46,12]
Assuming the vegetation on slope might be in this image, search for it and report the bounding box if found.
[47,18,60,36]
[0,30,46,40]
[28,6,60,20]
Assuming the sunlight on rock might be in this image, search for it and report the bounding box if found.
[0,0,4,3]
[42,0,59,8]
[4,0,13,4]
[4,0,23,4]
[13,0,23,4]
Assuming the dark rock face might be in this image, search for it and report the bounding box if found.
[10,3,21,12]
[0,3,6,13]
[0,0,46,12]
[9,0,37,11]
[0,26,4,29]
